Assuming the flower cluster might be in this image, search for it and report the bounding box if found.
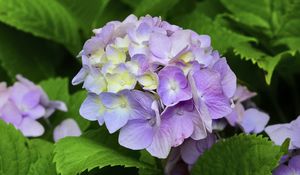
[74,14,238,158]
[0,75,67,137]
[165,133,217,174]
[225,85,270,134]
[265,116,300,174]
[273,155,300,175]
[265,116,300,150]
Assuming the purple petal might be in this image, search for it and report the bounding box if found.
[265,124,294,149]
[44,101,68,118]
[289,155,300,170]
[72,68,88,85]
[25,105,46,119]
[273,165,294,175]
[149,33,171,60]
[180,139,201,165]
[212,58,237,98]
[198,35,211,48]
[164,148,182,175]
[192,47,214,67]
[128,43,148,57]
[0,82,7,91]
[103,108,130,133]
[136,23,151,40]
[53,118,82,142]
[191,32,211,48]
[162,109,194,147]
[130,90,155,116]
[191,113,207,140]
[101,91,149,132]
[18,117,44,137]
[146,121,172,159]
[119,90,153,120]
[170,30,191,57]
[16,74,36,88]
[10,82,29,105]
[233,85,256,103]
[100,92,121,108]
[240,108,269,133]
[21,90,41,109]
[83,73,106,95]
[0,83,9,109]
[119,119,154,150]
[158,66,192,106]
[79,93,106,121]
[49,101,68,112]
[225,103,244,126]
[181,134,216,165]
[189,69,232,119]
[291,127,300,148]
[1,102,23,126]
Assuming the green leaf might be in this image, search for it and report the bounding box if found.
[276,37,300,51]
[28,139,57,175]
[175,12,256,54]
[121,0,140,8]
[0,23,60,82]
[54,136,152,175]
[277,1,300,36]
[220,0,299,37]
[39,78,90,131]
[195,0,226,18]
[276,1,300,51]
[39,77,70,103]
[280,138,290,155]
[56,0,110,37]
[82,128,140,159]
[0,120,33,175]
[139,151,162,175]
[220,0,271,25]
[227,12,270,29]
[92,1,132,30]
[66,91,90,131]
[191,134,283,175]
[0,121,56,175]
[233,43,295,84]
[134,0,180,17]
[0,0,81,54]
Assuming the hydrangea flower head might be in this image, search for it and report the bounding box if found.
[74,15,238,158]
[0,75,67,137]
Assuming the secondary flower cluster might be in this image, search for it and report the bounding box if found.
[0,75,67,137]
[265,116,300,174]
[266,116,300,150]
[225,85,270,134]
[273,155,300,175]
[74,14,238,158]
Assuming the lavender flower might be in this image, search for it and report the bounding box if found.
[158,66,192,106]
[265,116,300,149]
[273,155,300,175]
[164,134,217,175]
[180,133,216,165]
[53,118,82,142]
[0,75,67,137]
[74,14,238,158]
[226,85,270,134]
